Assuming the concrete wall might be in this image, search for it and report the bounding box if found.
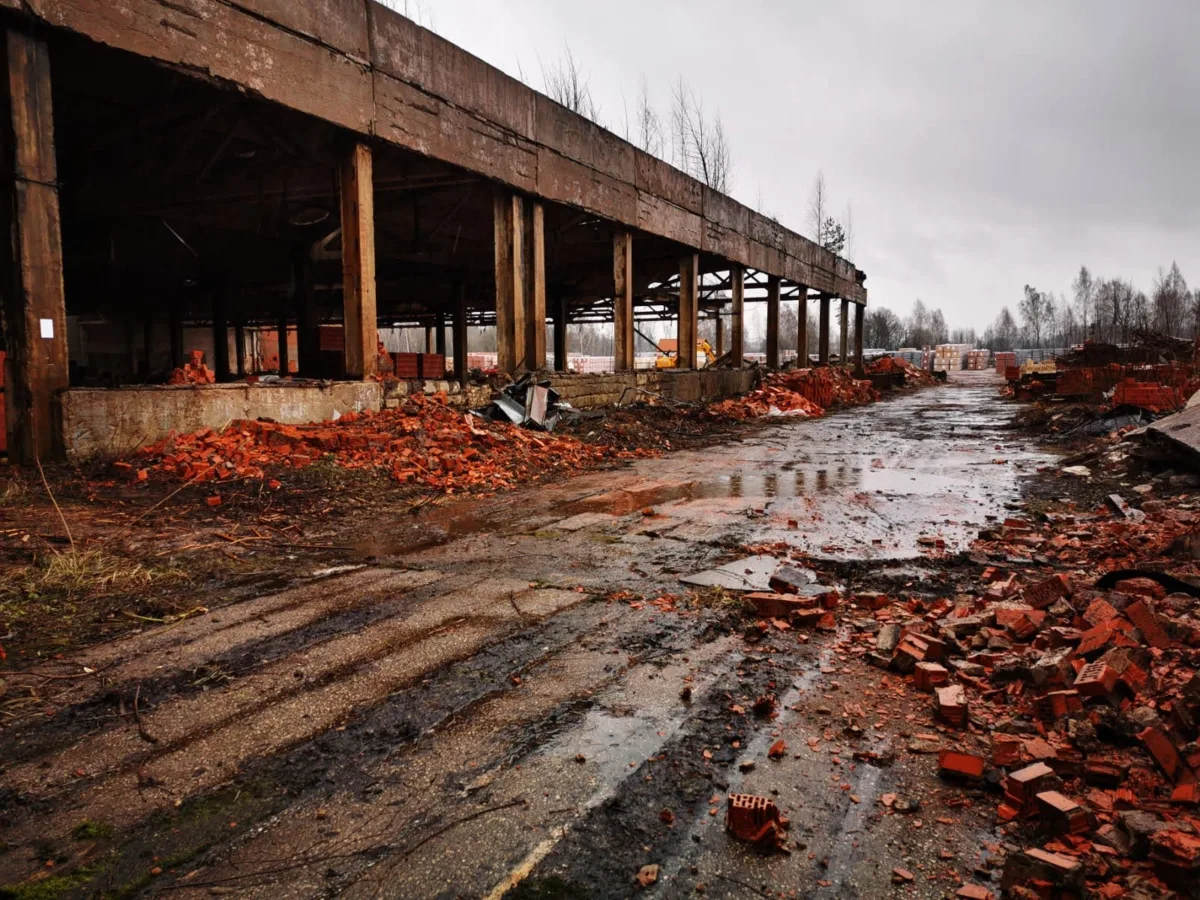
[61,367,758,458]
[62,382,384,459]
[13,0,865,303]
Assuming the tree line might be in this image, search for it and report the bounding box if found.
[978,263,1196,351]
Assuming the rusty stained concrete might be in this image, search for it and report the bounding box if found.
[5,0,864,303]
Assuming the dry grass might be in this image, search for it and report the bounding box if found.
[0,548,184,649]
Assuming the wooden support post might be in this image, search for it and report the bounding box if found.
[839,298,849,364]
[797,290,809,367]
[211,289,230,381]
[553,294,568,372]
[493,189,525,375]
[765,274,780,369]
[141,310,153,378]
[0,30,68,462]
[276,310,289,375]
[677,254,699,369]
[525,200,546,370]
[435,311,446,358]
[339,142,376,379]
[453,282,468,383]
[730,264,745,367]
[613,230,634,371]
[854,303,865,375]
[235,320,246,376]
[293,244,318,377]
[715,314,725,358]
[169,301,183,370]
[818,294,831,365]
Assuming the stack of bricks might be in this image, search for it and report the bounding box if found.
[167,350,216,385]
[1001,762,1059,818]
[1034,791,1093,835]
[994,351,1017,375]
[934,684,968,727]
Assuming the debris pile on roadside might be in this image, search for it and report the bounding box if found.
[697,452,1200,895]
[471,374,579,431]
[119,392,647,491]
[1004,331,1200,420]
[708,367,879,420]
[867,353,939,386]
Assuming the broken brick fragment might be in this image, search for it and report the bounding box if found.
[726,793,787,851]
[1072,660,1119,697]
[938,749,986,781]
[934,685,968,727]
[912,661,949,692]
[1034,790,1093,835]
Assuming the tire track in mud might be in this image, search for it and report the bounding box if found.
[0,583,588,884]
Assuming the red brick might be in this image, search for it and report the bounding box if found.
[913,662,949,692]
[1073,660,1119,697]
[939,749,986,780]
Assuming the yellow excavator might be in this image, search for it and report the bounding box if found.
[652,337,719,369]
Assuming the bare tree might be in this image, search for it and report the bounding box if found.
[807,171,829,243]
[843,202,856,261]
[1152,261,1188,337]
[1072,265,1094,342]
[669,78,733,193]
[541,44,600,122]
[634,76,664,158]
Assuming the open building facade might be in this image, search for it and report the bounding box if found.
[0,0,866,463]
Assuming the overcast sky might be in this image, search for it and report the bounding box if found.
[407,0,1200,332]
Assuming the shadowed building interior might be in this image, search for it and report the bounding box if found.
[0,0,866,463]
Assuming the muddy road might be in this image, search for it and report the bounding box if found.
[0,375,1053,899]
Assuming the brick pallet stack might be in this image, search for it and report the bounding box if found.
[994,351,1017,375]
[966,349,991,370]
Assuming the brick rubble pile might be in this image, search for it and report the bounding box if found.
[740,489,1200,896]
[119,392,648,492]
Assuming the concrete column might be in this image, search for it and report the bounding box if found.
[613,230,634,371]
[715,314,725,358]
[424,326,435,354]
[276,311,289,375]
[493,189,525,375]
[839,298,849,363]
[553,294,568,372]
[211,288,231,381]
[339,142,377,379]
[0,30,69,462]
[677,254,699,369]
[293,244,319,377]
[169,300,183,370]
[797,290,808,367]
[765,275,780,369]
[818,294,831,365]
[854,302,865,375]
[730,265,744,367]
[435,311,447,358]
[453,282,468,383]
[524,200,546,370]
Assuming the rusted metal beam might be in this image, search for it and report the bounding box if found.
[854,302,865,376]
[0,29,68,462]
[613,229,634,371]
[525,200,546,370]
[730,264,745,368]
[818,294,831,366]
[797,291,809,366]
[677,254,699,369]
[765,274,780,369]
[339,141,377,379]
[493,189,524,374]
[839,298,849,364]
